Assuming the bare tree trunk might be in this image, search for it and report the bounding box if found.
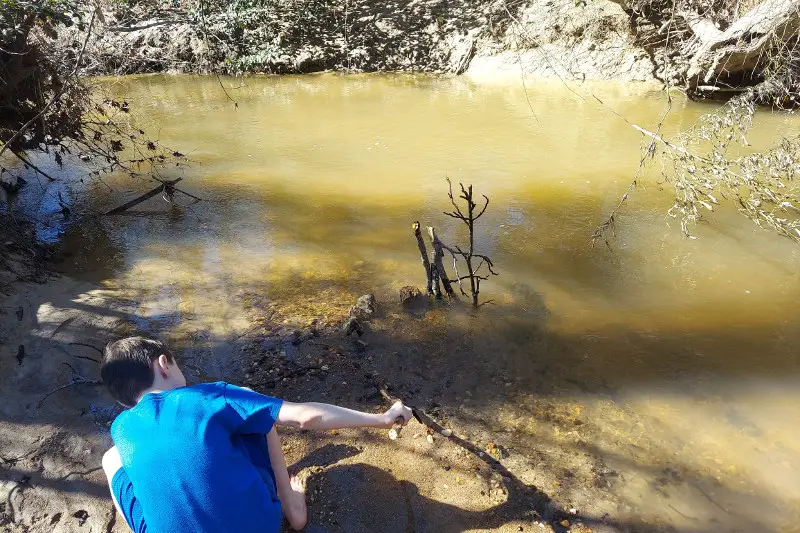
[426,226,456,298]
[413,221,434,295]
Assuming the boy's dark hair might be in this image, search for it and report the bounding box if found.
[101,336,174,406]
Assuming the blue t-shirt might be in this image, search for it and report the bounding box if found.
[110,382,284,533]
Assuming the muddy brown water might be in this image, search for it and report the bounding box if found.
[16,74,800,531]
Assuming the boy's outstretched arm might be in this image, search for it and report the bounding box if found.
[277,400,412,431]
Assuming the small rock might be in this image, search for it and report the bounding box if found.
[441,428,453,437]
[349,294,376,320]
[560,520,570,527]
[321,365,330,371]
[426,434,434,444]
[569,508,578,515]
[355,339,369,348]
[73,510,89,526]
[399,285,422,304]
[342,316,363,337]
[389,428,399,440]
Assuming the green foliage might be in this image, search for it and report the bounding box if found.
[0,0,84,29]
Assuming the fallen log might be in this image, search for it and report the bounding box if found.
[105,178,183,215]
[685,0,800,89]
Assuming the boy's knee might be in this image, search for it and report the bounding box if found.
[287,507,307,531]
[102,446,123,477]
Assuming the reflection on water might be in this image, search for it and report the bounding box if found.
[33,74,800,530]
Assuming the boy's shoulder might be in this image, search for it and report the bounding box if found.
[112,382,233,431]
[160,381,236,404]
[180,381,229,396]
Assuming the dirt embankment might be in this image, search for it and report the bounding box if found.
[69,0,799,98]
[69,0,656,83]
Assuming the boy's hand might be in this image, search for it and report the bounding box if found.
[383,401,413,428]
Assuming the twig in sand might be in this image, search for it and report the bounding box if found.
[38,364,102,408]
[38,379,102,408]
[0,437,44,464]
[68,342,104,354]
[57,466,103,481]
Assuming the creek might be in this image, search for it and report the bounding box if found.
[31,74,800,531]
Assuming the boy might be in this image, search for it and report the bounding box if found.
[100,337,411,532]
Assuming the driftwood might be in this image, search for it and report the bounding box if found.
[426,226,456,297]
[412,221,435,295]
[684,0,800,88]
[105,178,184,215]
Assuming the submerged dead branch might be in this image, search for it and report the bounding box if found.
[410,180,498,307]
[442,179,498,307]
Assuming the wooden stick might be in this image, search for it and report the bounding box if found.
[427,226,456,297]
[412,222,434,295]
[377,387,414,439]
[375,383,514,476]
[104,178,182,215]
[150,176,203,202]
